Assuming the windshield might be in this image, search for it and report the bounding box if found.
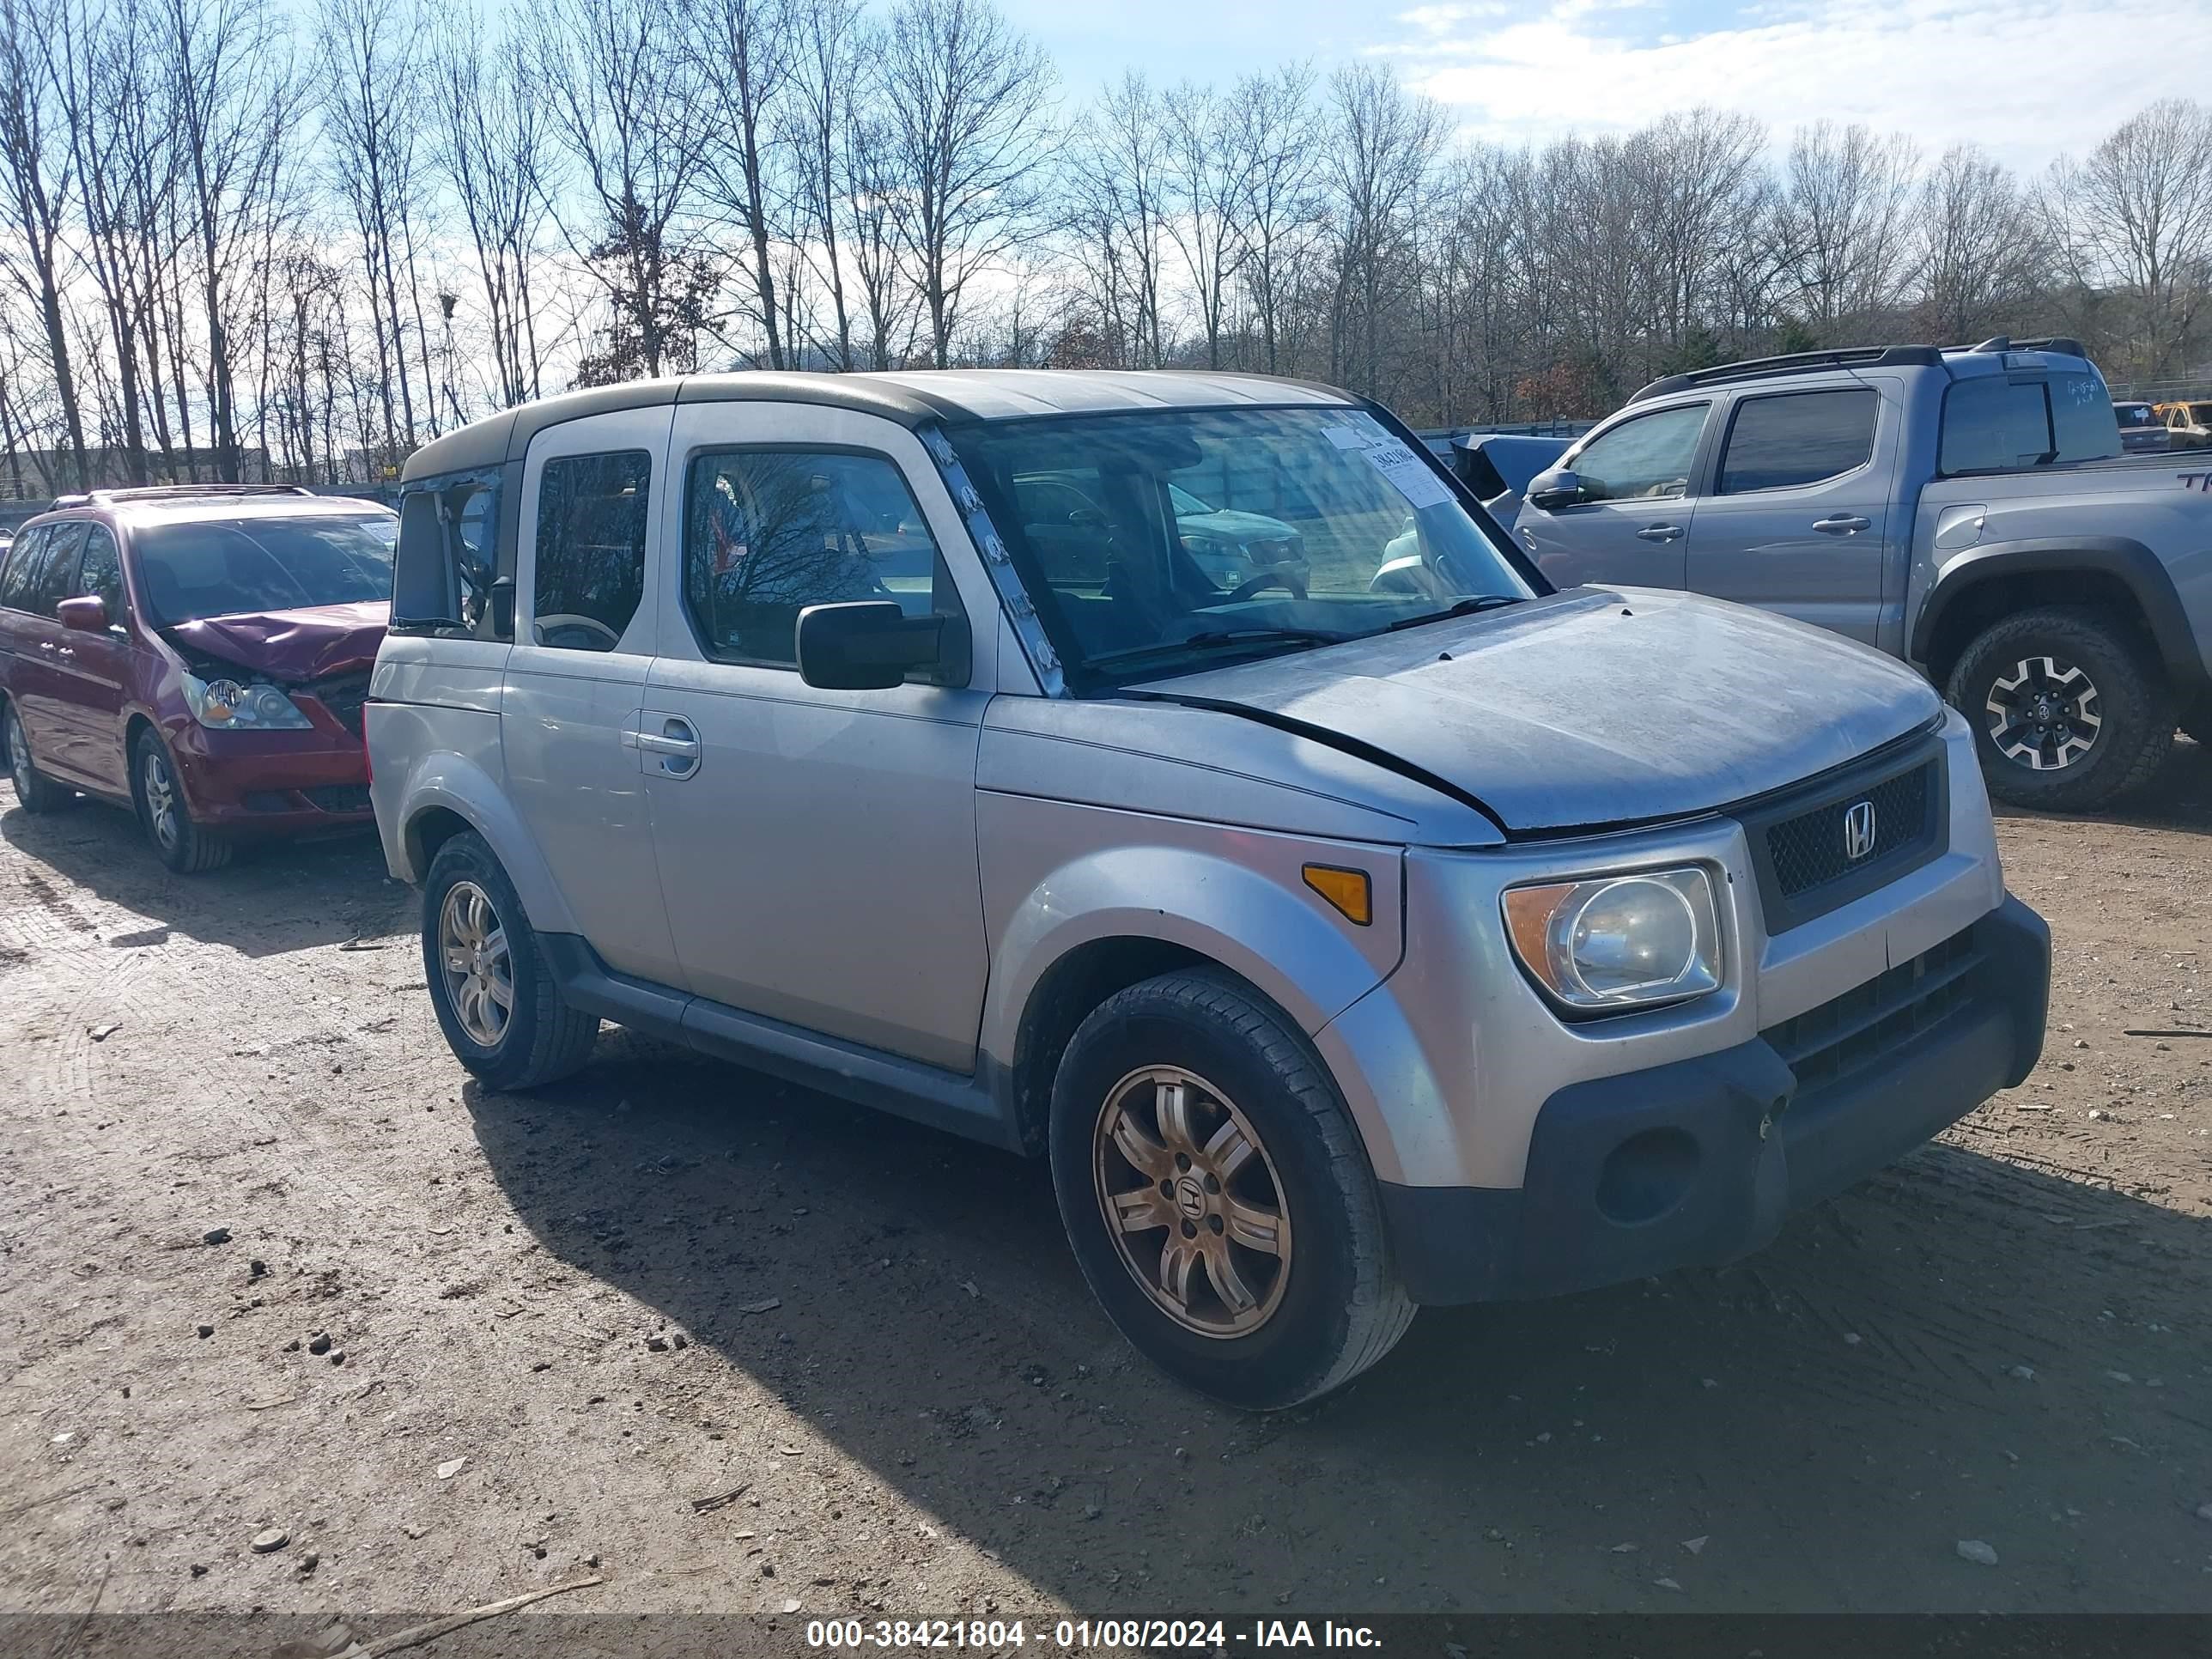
[947,406,1535,688]
[134,515,396,626]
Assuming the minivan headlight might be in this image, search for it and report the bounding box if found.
[183,672,313,731]
[1503,866,1722,1014]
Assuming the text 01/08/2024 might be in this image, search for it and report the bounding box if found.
[804,1619,1383,1649]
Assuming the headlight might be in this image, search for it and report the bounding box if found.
[1502,866,1722,1014]
[183,672,313,731]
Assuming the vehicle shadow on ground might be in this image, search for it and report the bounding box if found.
[1992,735,2212,834]
[467,1036,2212,1613]
[0,792,403,957]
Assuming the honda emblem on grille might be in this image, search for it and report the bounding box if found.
[1842,799,1878,861]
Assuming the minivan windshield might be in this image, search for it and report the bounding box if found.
[946,406,1536,688]
[133,515,396,626]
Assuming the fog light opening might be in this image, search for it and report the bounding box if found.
[1595,1127,1699,1225]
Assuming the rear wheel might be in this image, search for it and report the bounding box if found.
[1048,969,1414,1411]
[422,830,599,1091]
[131,728,230,872]
[3,701,69,814]
[1946,608,2172,811]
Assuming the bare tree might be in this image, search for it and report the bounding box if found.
[1225,62,1320,376]
[690,0,794,368]
[1775,121,1920,334]
[1324,63,1446,396]
[1066,71,1173,368]
[0,0,86,486]
[782,0,864,369]
[1915,144,2048,343]
[878,0,1055,368]
[1163,80,1243,369]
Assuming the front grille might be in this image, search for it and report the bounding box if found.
[1763,926,1981,1095]
[307,675,369,737]
[302,784,371,814]
[1766,761,1934,899]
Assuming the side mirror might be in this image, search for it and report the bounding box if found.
[58,595,107,632]
[488,576,515,639]
[1525,469,1586,511]
[795,601,966,690]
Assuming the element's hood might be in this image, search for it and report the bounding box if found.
[1150,587,1943,834]
[164,601,389,683]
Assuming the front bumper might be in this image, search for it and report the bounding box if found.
[168,719,374,832]
[1379,894,2049,1304]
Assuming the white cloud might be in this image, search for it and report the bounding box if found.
[1373,0,2212,170]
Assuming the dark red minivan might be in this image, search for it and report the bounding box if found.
[0,485,395,872]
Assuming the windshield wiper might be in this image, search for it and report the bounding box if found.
[1385,594,1523,631]
[1088,626,1352,673]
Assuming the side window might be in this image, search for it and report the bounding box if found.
[2049,372,2118,463]
[683,449,961,668]
[1939,379,2052,474]
[532,451,648,652]
[22,524,88,618]
[1569,404,1709,502]
[76,526,125,619]
[1717,388,1878,494]
[0,526,48,611]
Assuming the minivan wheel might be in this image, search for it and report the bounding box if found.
[1048,969,1414,1411]
[421,830,599,1091]
[4,702,68,814]
[1947,608,2172,812]
[131,729,230,872]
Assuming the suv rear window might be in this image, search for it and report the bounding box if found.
[133,516,395,625]
[1718,388,1877,494]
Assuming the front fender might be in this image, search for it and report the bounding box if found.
[976,793,1406,1068]
[369,702,579,939]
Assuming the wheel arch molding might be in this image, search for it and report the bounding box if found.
[1913,537,2204,699]
[395,757,580,939]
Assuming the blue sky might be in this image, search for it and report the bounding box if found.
[1000,0,2212,171]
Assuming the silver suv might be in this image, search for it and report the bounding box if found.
[367,370,2051,1409]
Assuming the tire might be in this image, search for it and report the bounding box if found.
[131,727,231,872]
[422,830,599,1091]
[1945,607,2173,812]
[1047,969,1414,1411]
[3,699,70,814]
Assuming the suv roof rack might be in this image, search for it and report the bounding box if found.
[1949,335,2088,358]
[84,484,319,505]
[1628,344,1944,404]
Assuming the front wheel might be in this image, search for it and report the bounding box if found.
[422,830,599,1091]
[1946,608,2172,812]
[1048,969,1414,1411]
[131,729,230,872]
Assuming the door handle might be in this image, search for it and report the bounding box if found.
[1635,523,1685,543]
[1814,515,1870,535]
[56,647,72,658]
[629,715,701,777]
[37,640,54,651]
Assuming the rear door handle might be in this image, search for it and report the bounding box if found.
[1814,515,1870,535]
[627,714,701,777]
[1635,523,1685,543]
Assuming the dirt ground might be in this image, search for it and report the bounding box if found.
[2,743,2209,1641]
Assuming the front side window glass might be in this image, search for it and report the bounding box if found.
[76,525,125,618]
[945,404,1536,690]
[1569,404,1710,501]
[133,516,393,624]
[1717,389,1878,494]
[684,450,957,667]
[532,452,650,652]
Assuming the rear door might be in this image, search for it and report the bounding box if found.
[1513,401,1711,592]
[503,406,684,986]
[0,525,53,754]
[8,523,87,764]
[1683,383,1896,647]
[45,522,133,794]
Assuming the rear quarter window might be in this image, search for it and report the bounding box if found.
[0,526,48,611]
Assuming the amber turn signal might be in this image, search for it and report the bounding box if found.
[1303,863,1372,926]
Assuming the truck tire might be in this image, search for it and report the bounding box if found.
[4,700,70,814]
[131,728,232,872]
[422,830,599,1091]
[1048,969,1415,1411]
[1946,607,2172,812]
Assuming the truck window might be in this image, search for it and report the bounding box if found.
[1717,388,1877,494]
[2048,373,2118,463]
[1569,404,1709,501]
[532,451,649,652]
[682,449,960,668]
[1940,379,2054,474]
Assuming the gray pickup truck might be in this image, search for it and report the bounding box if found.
[1515,338,2212,810]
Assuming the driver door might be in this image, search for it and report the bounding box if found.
[1513,401,1711,592]
[502,404,684,985]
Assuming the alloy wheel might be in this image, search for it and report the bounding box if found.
[142,746,180,848]
[438,879,514,1048]
[1091,1065,1292,1338]
[1985,655,2102,771]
